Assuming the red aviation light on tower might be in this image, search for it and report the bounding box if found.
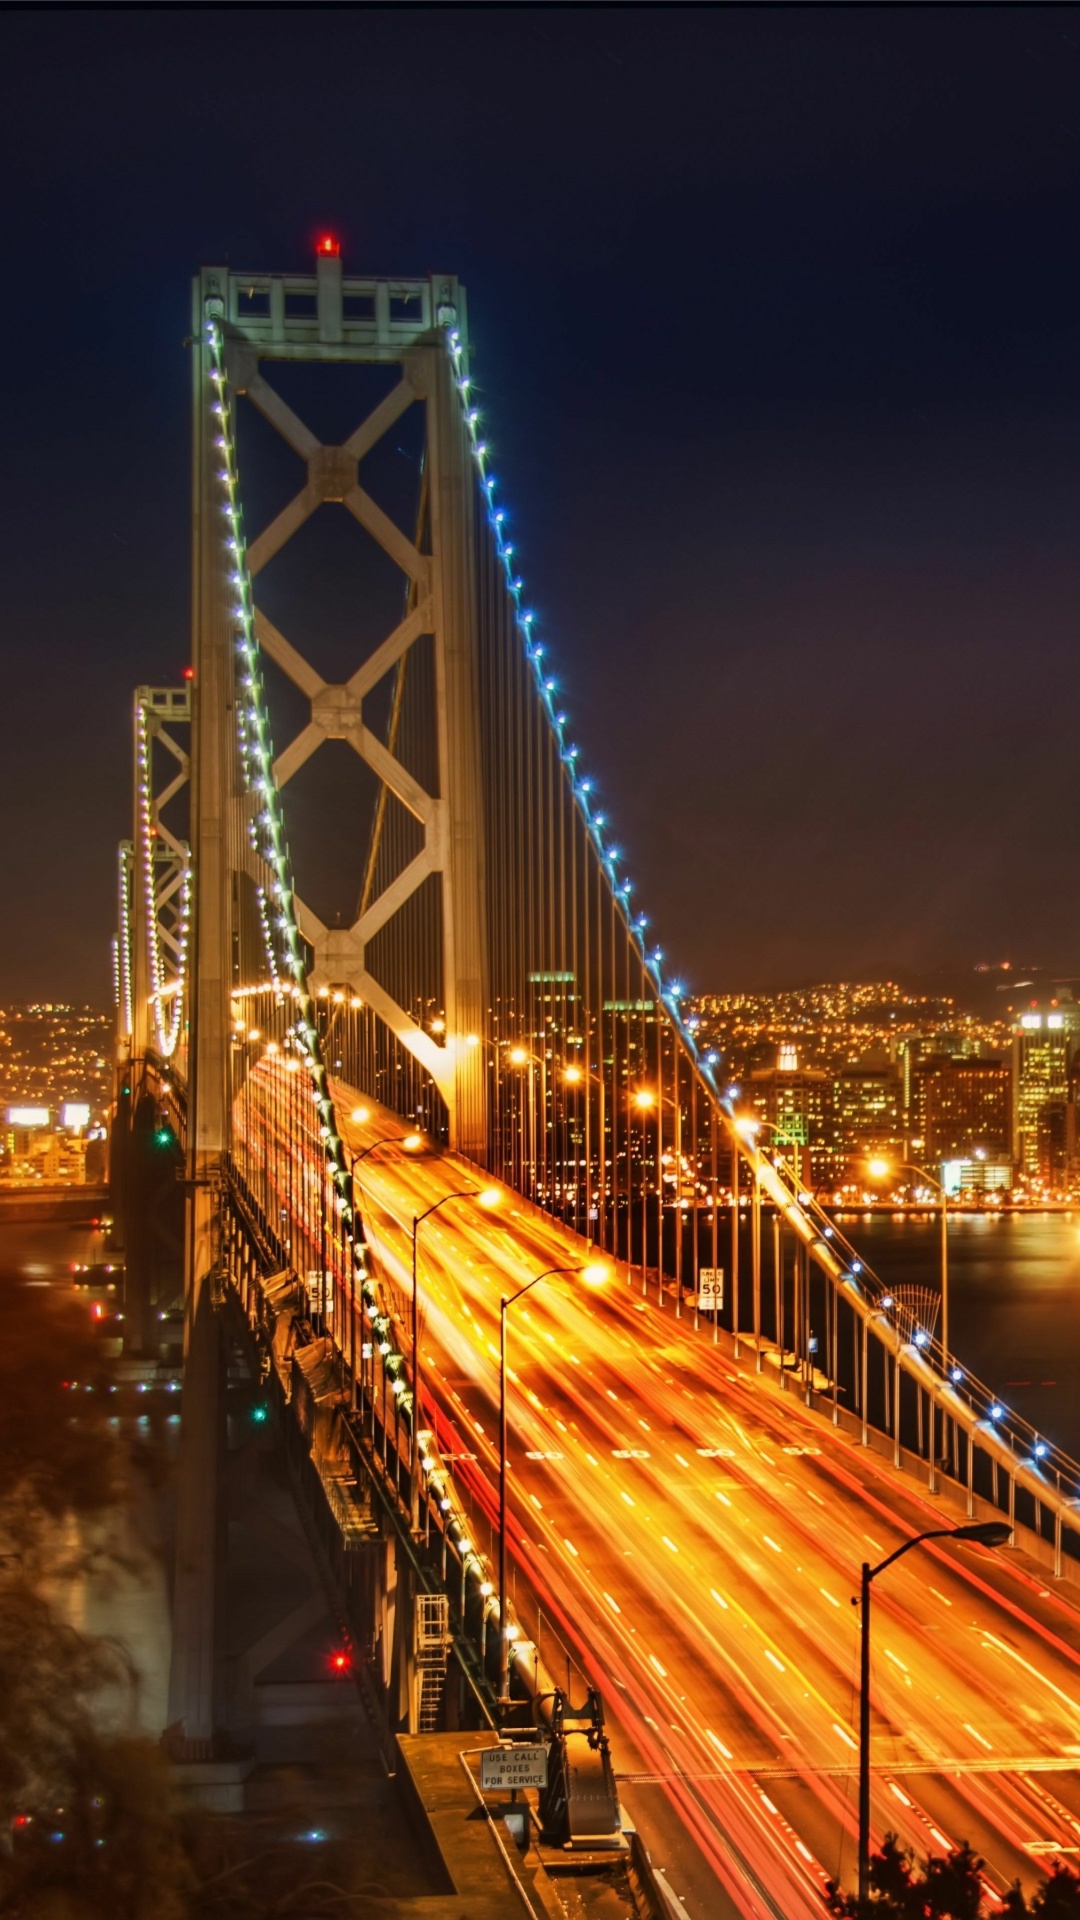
[316,233,341,258]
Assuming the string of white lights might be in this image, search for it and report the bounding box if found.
[203,310,385,1332]
[117,844,133,1040]
[135,702,190,1058]
[256,883,283,997]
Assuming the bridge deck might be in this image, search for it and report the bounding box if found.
[328,1095,1080,1918]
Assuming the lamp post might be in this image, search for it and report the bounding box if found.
[867,1156,949,1371]
[856,1519,1010,1900]
[506,1046,537,1198]
[345,1129,424,1412]
[409,1185,500,1530]
[735,1115,803,1374]
[632,1087,658,1295]
[498,1258,609,1706]
[346,1125,424,1198]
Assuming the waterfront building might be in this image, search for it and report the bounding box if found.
[747,1045,834,1181]
[834,1047,903,1171]
[914,1054,1011,1162]
[1011,996,1080,1176]
[941,1156,1013,1195]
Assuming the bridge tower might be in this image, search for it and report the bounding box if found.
[168,251,490,1750]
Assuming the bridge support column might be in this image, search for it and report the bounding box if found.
[167,269,235,1754]
[429,349,489,1161]
[166,1250,222,1753]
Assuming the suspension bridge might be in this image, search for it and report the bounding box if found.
[110,244,1080,1917]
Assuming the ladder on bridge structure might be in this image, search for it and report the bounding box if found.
[414,1591,451,1734]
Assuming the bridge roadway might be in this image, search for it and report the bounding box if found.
[253,1075,1080,1917]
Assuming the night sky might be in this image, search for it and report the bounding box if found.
[3,6,1080,1005]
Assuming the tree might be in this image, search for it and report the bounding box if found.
[1028,1862,1080,1917]
[0,1279,189,1917]
[827,1838,1080,1919]
[922,1842,986,1920]
[0,1573,193,1918]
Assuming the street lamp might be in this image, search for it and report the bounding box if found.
[348,1129,423,1177]
[633,1088,658,1294]
[866,1157,949,1372]
[410,1185,500,1529]
[856,1518,1010,1900]
[347,1133,424,1285]
[498,1258,609,1705]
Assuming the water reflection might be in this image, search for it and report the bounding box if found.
[842,1212,1080,1457]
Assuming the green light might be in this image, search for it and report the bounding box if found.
[251,1404,269,1425]
[153,1125,173,1148]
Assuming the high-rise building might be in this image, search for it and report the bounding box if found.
[747,1045,834,1181]
[1036,1100,1075,1186]
[914,1055,1011,1163]
[834,1047,903,1171]
[1011,995,1080,1176]
[898,1031,987,1140]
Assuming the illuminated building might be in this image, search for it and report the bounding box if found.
[0,1004,111,1187]
[1011,996,1080,1176]
[941,1157,1013,1195]
[914,1055,1011,1162]
[1036,1100,1075,1186]
[834,1048,902,1168]
[747,1045,833,1180]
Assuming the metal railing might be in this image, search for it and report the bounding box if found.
[741,1131,1080,1573]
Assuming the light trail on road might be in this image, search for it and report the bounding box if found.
[244,1068,1080,1917]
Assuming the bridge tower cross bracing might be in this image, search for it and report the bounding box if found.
[128,685,191,1079]
[196,253,487,1155]
[168,256,491,1750]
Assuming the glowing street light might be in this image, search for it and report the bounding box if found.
[410,1185,500,1529]
[856,1520,1010,1901]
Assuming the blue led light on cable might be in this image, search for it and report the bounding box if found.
[440,321,713,1087]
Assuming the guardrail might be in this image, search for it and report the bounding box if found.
[733,1124,1080,1575]
[221,1163,602,1733]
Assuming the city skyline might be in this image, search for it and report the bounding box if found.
[5,14,1080,1915]
[3,10,1080,1003]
